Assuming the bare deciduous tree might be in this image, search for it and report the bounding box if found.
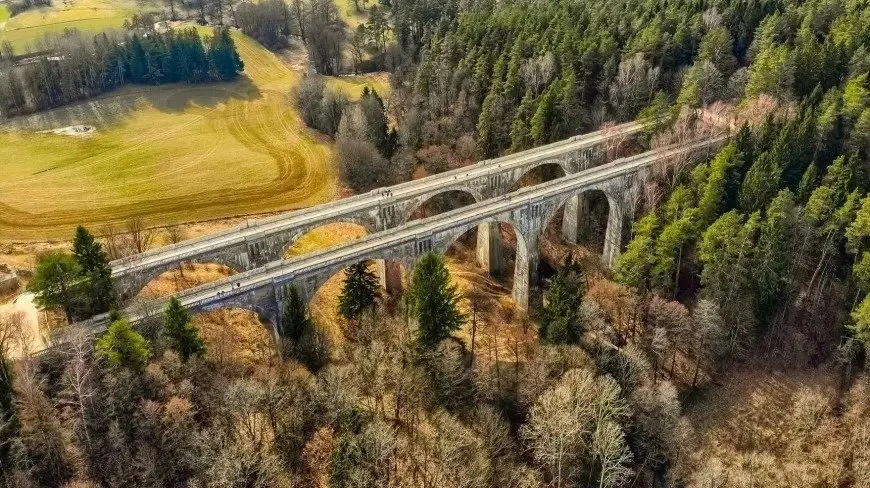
[609,53,660,120]
[592,420,633,488]
[59,326,95,459]
[520,52,557,96]
[126,217,156,254]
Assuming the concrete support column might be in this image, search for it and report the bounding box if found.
[602,202,622,269]
[561,193,591,244]
[378,259,404,296]
[512,250,539,311]
[476,222,505,275]
[602,188,638,269]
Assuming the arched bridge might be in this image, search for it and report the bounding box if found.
[111,121,649,299]
[86,136,726,340]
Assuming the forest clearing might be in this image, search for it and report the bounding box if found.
[0,21,387,241]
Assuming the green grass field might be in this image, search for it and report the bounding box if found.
[334,0,380,29]
[0,3,391,242]
[326,72,390,99]
[0,5,10,23]
[0,0,142,53]
[0,30,340,241]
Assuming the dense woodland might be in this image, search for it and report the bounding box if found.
[2,0,870,486]
[0,27,244,118]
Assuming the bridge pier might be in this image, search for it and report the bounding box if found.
[476,222,505,275]
[561,194,592,244]
[378,260,404,296]
[512,250,539,311]
[601,179,642,269]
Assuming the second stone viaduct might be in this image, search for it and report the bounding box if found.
[111,121,649,299]
[84,135,727,341]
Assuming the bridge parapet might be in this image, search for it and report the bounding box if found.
[66,135,725,353]
[110,121,650,300]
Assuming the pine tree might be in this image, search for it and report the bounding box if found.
[540,258,585,344]
[163,297,204,362]
[338,261,380,321]
[208,27,244,81]
[410,252,465,349]
[752,190,797,326]
[739,151,782,213]
[530,85,557,146]
[509,90,535,153]
[849,295,870,350]
[282,285,309,342]
[96,319,150,372]
[73,225,116,315]
[615,213,661,290]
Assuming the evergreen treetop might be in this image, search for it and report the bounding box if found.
[338,261,381,321]
[163,297,205,362]
[96,319,150,373]
[409,252,466,349]
[541,257,585,345]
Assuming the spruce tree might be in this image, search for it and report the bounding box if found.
[163,297,204,362]
[540,257,585,344]
[282,285,309,342]
[208,27,244,81]
[73,225,116,315]
[96,319,150,373]
[739,151,782,213]
[751,190,797,326]
[409,252,465,349]
[338,261,380,321]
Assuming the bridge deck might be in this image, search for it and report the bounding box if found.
[110,121,647,277]
[83,135,726,332]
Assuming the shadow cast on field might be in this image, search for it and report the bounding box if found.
[0,75,262,131]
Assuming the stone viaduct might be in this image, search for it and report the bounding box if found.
[83,136,726,341]
[111,121,649,300]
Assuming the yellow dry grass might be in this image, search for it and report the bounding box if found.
[333,0,380,29]
[135,262,276,368]
[0,29,338,241]
[285,222,369,354]
[0,0,144,52]
[325,72,391,100]
[683,361,855,487]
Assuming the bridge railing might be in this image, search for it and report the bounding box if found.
[54,134,727,349]
[109,120,648,270]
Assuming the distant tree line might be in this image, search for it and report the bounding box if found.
[0,27,244,118]
[232,0,347,74]
[5,0,51,16]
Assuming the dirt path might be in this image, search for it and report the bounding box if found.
[0,291,43,357]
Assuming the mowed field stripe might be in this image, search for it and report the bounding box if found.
[0,31,336,240]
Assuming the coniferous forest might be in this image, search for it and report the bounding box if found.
[0,27,243,118]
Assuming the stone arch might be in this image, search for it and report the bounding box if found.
[301,255,405,325]
[403,186,483,224]
[282,220,373,260]
[562,188,612,254]
[508,160,569,193]
[198,300,277,326]
[118,256,246,303]
[545,185,622,265]
[192,300,281,349]
[436,217,533,309]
